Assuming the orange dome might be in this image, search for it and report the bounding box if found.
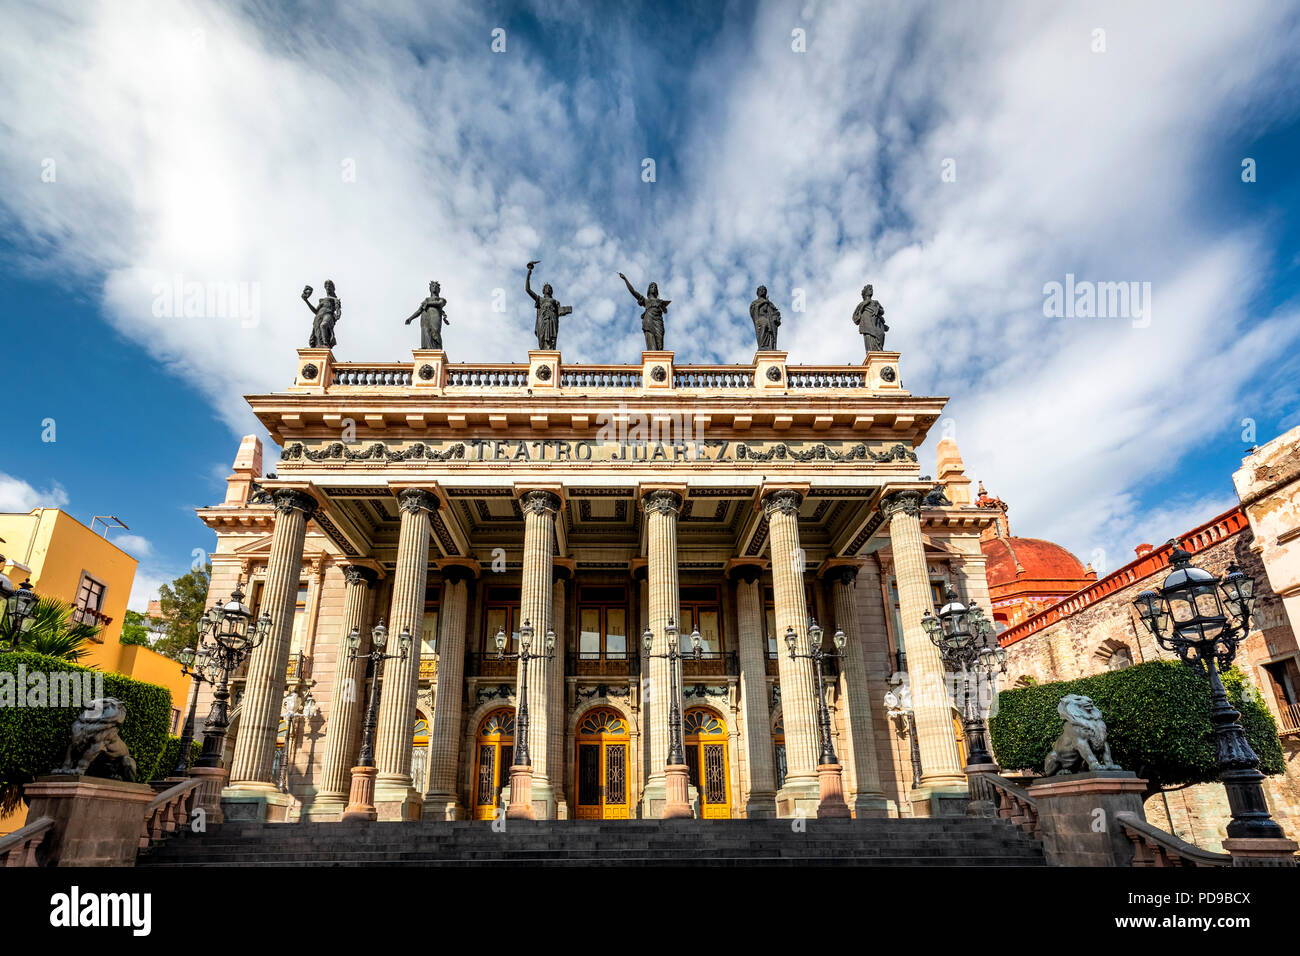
[982,536,1089,587]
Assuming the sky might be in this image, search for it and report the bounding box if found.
[1,0,1298,611]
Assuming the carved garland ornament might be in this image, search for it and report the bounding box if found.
[281,441,467,463]
[736,441,916,463]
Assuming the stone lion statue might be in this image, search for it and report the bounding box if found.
[56,698,138,782]
[1043,694,1121,776]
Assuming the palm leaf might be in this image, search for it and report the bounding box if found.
[1,595,99,661]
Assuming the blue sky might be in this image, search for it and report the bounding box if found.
[1,0,1298,608]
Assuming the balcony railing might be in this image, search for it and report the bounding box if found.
[466,653,518,679]
[566,652,640,678]
[560,366,640,388]
[1278,701,1300,737]
[682,651,739,678]
[332,364,413,387]
[673,367,753,389]
[787,367,867,389]
[446,365,529,388]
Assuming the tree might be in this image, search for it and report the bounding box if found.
[119,609,158,647]
[153,563,211,660]
[0,596,99,662]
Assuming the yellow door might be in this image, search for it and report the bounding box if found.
[574,709,630,820]
[473,709,515,821]
[684,708,731,819]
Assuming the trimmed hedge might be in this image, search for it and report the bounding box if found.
[154,736,204,779]
[989,659,1284,790]
[0,651,174,810]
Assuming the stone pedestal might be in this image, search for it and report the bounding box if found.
[23,775,155,867]
[663,764,693,819]
[816,764,851,819]
[1222,837,1299,867]
[342,766,378,823]
[964,761,1000,818]
[507,765,535,820]
[1029,771,1149,866]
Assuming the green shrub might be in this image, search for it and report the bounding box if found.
[989,659,1284,791]
[0,651,174,810]
[154,735,204,779]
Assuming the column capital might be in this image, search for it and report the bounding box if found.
[341,565,378,588]
[761,488,803,518]
[520,489,562,516]
[397,488,440,516]
[272,488,319,519]
[880,489,924,521]
[642,489,683,516]
[825,564,860,588]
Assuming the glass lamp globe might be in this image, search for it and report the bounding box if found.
[372,620,389,650]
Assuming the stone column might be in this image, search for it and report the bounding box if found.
[730,562,777,817]
[312,565,376,818]
[763,489,821,816]
[374,488,437,820]
[518,489,561,818]
[424,566,473,820]
[549,564,572,818]
[641,490,684,817]
[882,490,968,811]
[225,489,316,821]
[827,565,889,816]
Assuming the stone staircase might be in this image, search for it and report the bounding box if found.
[138,817,1046,866]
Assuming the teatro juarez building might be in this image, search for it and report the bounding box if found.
[194,317,1000,824]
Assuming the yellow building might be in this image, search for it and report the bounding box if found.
[0,509,192,833]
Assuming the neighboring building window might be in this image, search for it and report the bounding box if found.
[1107,645,1134,671]
[73,572,108,631]
[577,586,628,660]
[288,583,309,655]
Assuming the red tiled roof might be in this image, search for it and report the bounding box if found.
[982,536,1088,586]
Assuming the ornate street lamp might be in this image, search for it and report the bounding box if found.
[0,559,39,640]
[784,619,851,817]
[920,586,1004,773]
[342,619,411,822]
[192,584,272,771]
[278,670,318,794]
[1132,542,1286,841]
[173,642,221,779]
[495,618,555,820]
[643,617,701,819]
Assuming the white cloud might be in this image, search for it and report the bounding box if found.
[0,473,70,513]
[112,533,154,559]
[1,0,1297,574]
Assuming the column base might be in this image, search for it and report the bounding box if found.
[641,775,700,819]
[501,776,558,820]
[373,783,423,821]
[421,792,464,821]
[816,764,851,819]
[190,765,228,825]
[776,774,822,819]
[304,792,347,821]
[849,793,893,819]
[909,784,971,818]
[1222,838,1299,867]
[663,764,693,820]
[506,765,535,820]
[744,790,779,818]
[220,785,295,823]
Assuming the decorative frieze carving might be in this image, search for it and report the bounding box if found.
[475,684,515,707]
[683,683,728,700]
[576,684,631,702]
[282,441,467,463]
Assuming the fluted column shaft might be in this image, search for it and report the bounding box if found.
[732,567,776,814]
[643,491,683,792]
[548,571,569,811]
[764,490,819,795]
[518,490,559,809]
[884,491,966,789]
[375,489,437,797]
[425,573,469,815]
[318,566,376,800]
[830,566,887,810]
[229,490,316,787]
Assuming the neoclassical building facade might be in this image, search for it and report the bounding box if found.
[193,345,998,823]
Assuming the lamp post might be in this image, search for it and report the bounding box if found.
[342,620,411,822]
[1132,542,1290,845]
[185,584,271,823]
[920,586,1005,772]
[643,617,701,819]
[495,619,555,820]
[173,643,219,779]
[784,619,851,818]
[0,559,39,642]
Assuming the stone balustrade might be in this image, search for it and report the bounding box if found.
[1115,811,1231,867]
[986,773,1041,838]
[0,816,54,867]
[140,776,206,849]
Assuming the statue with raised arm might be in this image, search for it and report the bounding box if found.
[404,280,450,350]
[301,280,341,349]
[525,260,572,350]
[853,283,888,353]
[619,272,670,350]
[749,285,781,350]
